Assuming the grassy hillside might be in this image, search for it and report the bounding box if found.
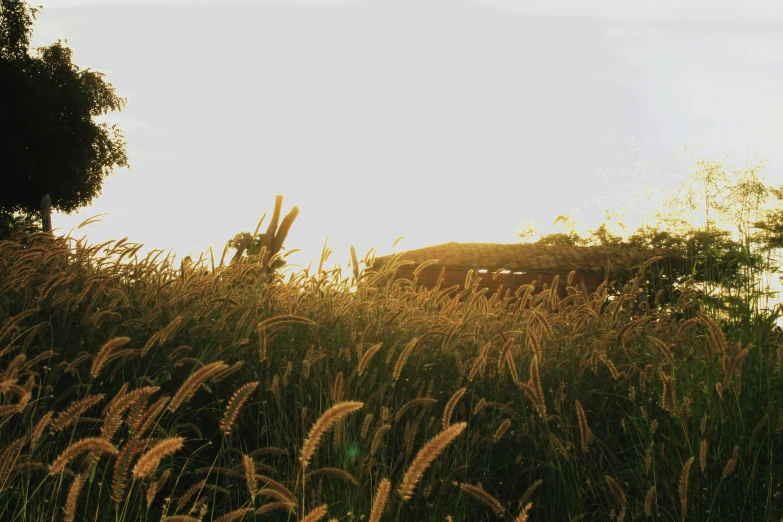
[0,228,781,521]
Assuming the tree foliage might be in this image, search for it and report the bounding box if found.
[524,150,781,330]
[0,0,128,234]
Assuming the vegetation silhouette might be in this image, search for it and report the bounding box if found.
[0,0,128,238]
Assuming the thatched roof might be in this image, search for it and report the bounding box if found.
[371,242,679,275]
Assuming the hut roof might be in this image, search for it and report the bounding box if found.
[371,242,679,275]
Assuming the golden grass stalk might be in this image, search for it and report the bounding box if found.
[90,336,131,377]
[221,382,259,435]
[605,475,627,506]
[258,326,267,363]
[659,370,678,417]
[306,467,358,485]
[146,469,170,509]
[403,416,423,456]
[64,473,87,522]
[361,413,374,440]
[392,338,419,381]
[647,336,674,364]
[51,394,105,432]
[102,386,160,441]
[176,479,207,513]
[519,356,546,419]
[0,308,40,345]
[473,398,487,416]
[255,502,294,515]
[493,419,512,442]
[371,424,392,457]
[257,474,296,505]
[460,483,505,516]
[257,487,296,507]
[358,343,383,376]
[243,455,257,501]
[519,479,543,507]
[301,504,329,522]
[575,400,593,453]
[368,478,391,522]
[161,517,199,522]
[514,502,533,522]
[699,439,708,473]
[497,338,514,371]
[398,422,466,501]
[112,438,143,503]
[721,445,740,479]
[49,437,118,474]
[258,314,316,330]
[644,485,656,517]
[506,350,520,384]
[395,397,437,423]
[350,245,360,280]
[132,437,185,480]
[168,362,228,412]
[679,456,695,522]
[0,437,25,491]
[141,315,183,357]
[215,508,255,522]
[331,372,345,403]
[605,475,627,522]
[132,395,171,439]
[442,388,466,429]
[30,411,54,450]
[300,401,364,468]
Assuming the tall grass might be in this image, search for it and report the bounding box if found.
[0,225,781,521]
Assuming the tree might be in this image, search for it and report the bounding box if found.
[0,0,128,237]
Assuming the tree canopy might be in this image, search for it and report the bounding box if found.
[0,0,128,235]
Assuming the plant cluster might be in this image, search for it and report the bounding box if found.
[0,224,781,521]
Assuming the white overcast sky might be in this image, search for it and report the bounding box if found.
[29,0,783,272]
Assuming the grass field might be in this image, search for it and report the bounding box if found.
[0,227,781,521]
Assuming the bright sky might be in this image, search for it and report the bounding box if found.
[30,0,783,273]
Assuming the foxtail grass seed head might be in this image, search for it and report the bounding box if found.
[50,437,118,474]
[301,504,328,522]
[214,508,255,522]
[575,400,592,452]
[605,475,627,507]
[515,502,533,522]
[30,411,54,450]
[393,338,419,381]
[368,478,391,522]
[132,437,185,480]
[370,424,392,457]
[243,455,257,501]
[442,387,466,429]
[146,469,171,509]
[51,394,105,432]
[722,446,740,479]
[519,479,543,507]
[220,382,259,435]
[64,473,87,522]
[398,422,466,501]
[361,413,375,440]
[699,439,708,473]
[358,343,383,376]
[460,483,505,516]
[300,401,363,468]
[493,419,512,442]
[168,362,228,412]
[644,486,656,517]
[679,456,695,522]
[255,502,294,516]
[91,336,131,377]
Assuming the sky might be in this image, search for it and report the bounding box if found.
[28,0,783,273]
